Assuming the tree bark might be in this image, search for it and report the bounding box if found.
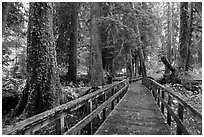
[67,3,78,84]
[56,3,71,79]
[172,3,177,64]
[179,2,188,71]
[165,2,173,74]
[185,2,193,71]
[89,2,104,87]
[13,2,61,118]
[134,24,147,77]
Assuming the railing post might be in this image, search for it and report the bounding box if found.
[177,103,184,135]
[161,90,165,114]
[102,93,107,121]
[151,85,154,97]
[111,88,115,110]
[116,89,120,103]
[55,113,65,135]
[152,87,156,101]
[157,88,160,107]
[86,99,93,135]
[167,95,172,126]
[95,97,98,110]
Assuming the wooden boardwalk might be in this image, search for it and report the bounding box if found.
[95,82,170,135]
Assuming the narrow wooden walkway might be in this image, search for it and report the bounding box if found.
[95,82,170,135]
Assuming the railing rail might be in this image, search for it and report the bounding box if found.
[142,77,202,135]
[3,78,129,135]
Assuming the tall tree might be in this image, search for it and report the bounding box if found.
[56,3,71,82]
[13,2,61,118]
[179,2,188,71]
[89,2,104,86]
[135,24,147,77]
[66,3,78,84]
[165,2,173,74]
[185,2,193,70]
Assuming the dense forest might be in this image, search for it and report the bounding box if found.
[2,2,202,133]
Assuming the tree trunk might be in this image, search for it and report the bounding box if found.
[56,3,71,83]
[165,2,173,74]
[127,50,133,79]
[185,2,193,71]
[67,3,78,84]
[134,24,147,77]
[134,54,139,77]
[13,2,61,118]
[89,2,104,87]
[2,2,11,36]
[172,3,177,65]
[179,2,188,71]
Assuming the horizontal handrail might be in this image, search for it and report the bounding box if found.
[142,77,202,135]
[3,78,129,135]
[65,82,129,134]
[130,76,142,82]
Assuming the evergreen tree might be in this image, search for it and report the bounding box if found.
[179,2,188,71]
[89,2,104,86]
[13,2,61,118]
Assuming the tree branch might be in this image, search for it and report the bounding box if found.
[193,6,202,18]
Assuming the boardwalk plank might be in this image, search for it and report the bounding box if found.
[95,82,170,135]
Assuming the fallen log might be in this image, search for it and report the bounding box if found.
[158,56,202,94]
[157,56,179,84]
[161,56,176,73]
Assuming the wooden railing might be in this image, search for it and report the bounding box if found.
[3,78,129,135]
[142,77,202,135]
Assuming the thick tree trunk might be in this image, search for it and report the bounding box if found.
[89,3,104,87]
[13,2,61,118]
[67,3,78,84]
[134,24,147,77]
[185,2,193,71]
[56,2,71,82]
[179,2,188,71]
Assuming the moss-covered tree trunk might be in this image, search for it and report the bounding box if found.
[179,2,188,71]
[56,3,70,69]
[66,3,78,84]
[13,2,61,118]
[89,2,103,87]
